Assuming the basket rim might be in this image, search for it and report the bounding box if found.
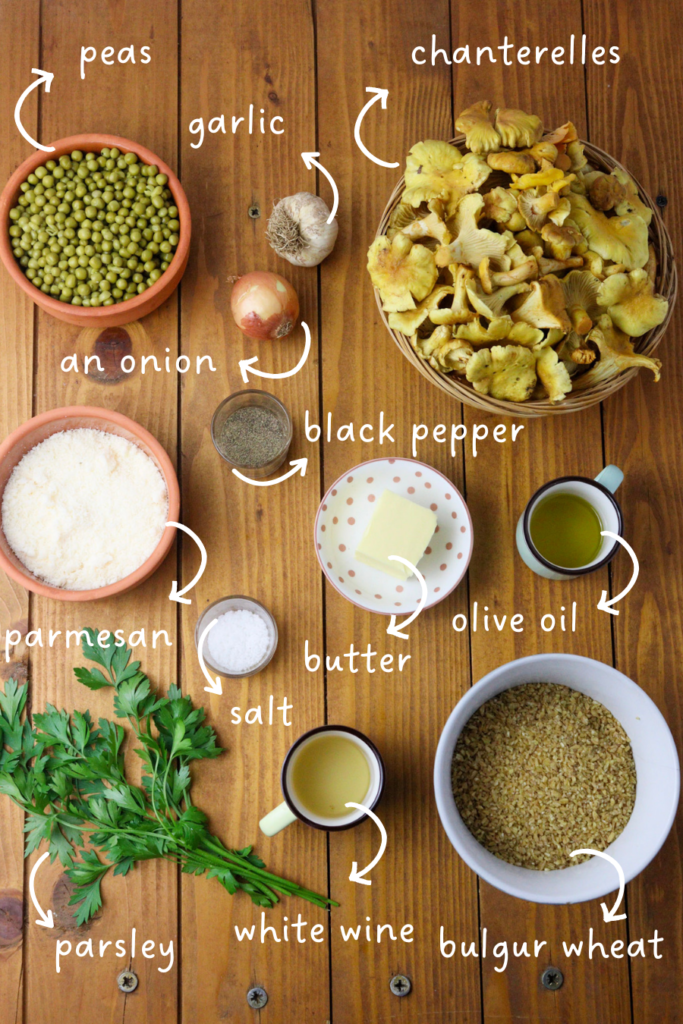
[375,134,677,418]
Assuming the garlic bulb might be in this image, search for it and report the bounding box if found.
[266,192,338,267]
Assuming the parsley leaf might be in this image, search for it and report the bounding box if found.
[0,634,336,925]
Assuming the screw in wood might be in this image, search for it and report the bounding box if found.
[116,969,139,993]
[248,203,261,219]
[541,967,564,991]
[656,195,668,208]
[389,974,412,997]
[247,986,268,1009]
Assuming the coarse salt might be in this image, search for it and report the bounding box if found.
[207,609,273,674]
[1,428,168,591]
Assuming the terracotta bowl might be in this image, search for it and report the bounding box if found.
[0,134,191,328]
[0,407,180,601]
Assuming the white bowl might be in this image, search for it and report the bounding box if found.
[314,457,473,615]
[434,654,680,904]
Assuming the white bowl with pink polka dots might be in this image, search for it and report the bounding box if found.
[314,458,473,615]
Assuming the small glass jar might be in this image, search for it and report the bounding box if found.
[195,595,279,679]
[211,390,292,481]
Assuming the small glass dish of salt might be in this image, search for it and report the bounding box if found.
[195,596,278,679]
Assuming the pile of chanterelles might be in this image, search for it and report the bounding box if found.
[368,101,667,403]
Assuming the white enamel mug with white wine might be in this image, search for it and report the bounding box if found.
[259,725,385,835]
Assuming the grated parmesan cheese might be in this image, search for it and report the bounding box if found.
[1,428,168,591]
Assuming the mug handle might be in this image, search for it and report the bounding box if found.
[595,464,624,494]
[259,801,297,837]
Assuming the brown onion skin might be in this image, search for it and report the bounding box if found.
[230,271,300,340]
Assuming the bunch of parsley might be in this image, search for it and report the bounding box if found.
[0,629,333,925]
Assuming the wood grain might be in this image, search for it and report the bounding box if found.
[449,3,631,1021]
[584,3,683,1022]
[0,1,681,1022]
[178,2,328,1021]
[24,2,180,1022]
[0,4,41,1022]
[316,1,481,1020]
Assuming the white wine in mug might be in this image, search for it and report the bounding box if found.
[291,734,371,817]
[259,726,385,835]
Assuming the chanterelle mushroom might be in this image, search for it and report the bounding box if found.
[483,187,526,232]
[494,108,543,149]
[479,256,538,294]
[403,141,490,208]
[387,284,455,335]
[486,151,536,175]
[556,330,597,367]
[410,324,452,363]
[568,194,649,270]
[511,276,572,334]
[541,222,586,262]
[466,344,538,401]
[596,269,669,337]
[588,174,627,212]
[576,314,662,385]
[466,279,531,320]
[367,233,438,312]
[560,270,601,335]
[429,266,478,325]
[611,169,653,226]
[400,211,452,245]
[436,194,508,269]
[429,337,474,374]
[455,100,501,154]
[536,347,572,402]
[517,189,560,231]
[509,167,568,191]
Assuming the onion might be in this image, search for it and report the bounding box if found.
[230,271,299,340]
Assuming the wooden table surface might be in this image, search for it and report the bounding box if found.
[0,1,680,1021]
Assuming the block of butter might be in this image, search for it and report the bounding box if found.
[355,489,437,580]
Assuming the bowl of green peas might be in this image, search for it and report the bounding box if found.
[0,134,191,327]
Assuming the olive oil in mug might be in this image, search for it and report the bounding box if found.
[290,734,371,818]
[530,492,603,569]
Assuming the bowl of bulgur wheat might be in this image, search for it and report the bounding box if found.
[434,654,679,904]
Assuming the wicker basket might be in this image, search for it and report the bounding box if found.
[375,136,677,418]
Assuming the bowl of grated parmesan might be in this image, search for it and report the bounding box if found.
[0,406,179,600]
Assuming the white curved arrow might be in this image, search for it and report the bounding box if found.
[15,69,55,152]
[197,617,222,695]
[232,458,307,488]
[569,848,626,922]
[165,522,207,605]
[346,803,387,885]
[597,532,639,616]
[386,556,428,639]
[30,851,54,928]
[353,88,400,169]
[240,322,311,382]
[301,153,339,222]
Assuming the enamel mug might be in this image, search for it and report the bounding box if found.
[259,725,385,836]
[515,465,624,581]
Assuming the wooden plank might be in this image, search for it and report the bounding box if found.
[24,3,180,1023]
[178,3,328,1022]
[316,2,482,1021]
[584,3,683,1021]
[450,3,631,1021]
[0,3,40,1021]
